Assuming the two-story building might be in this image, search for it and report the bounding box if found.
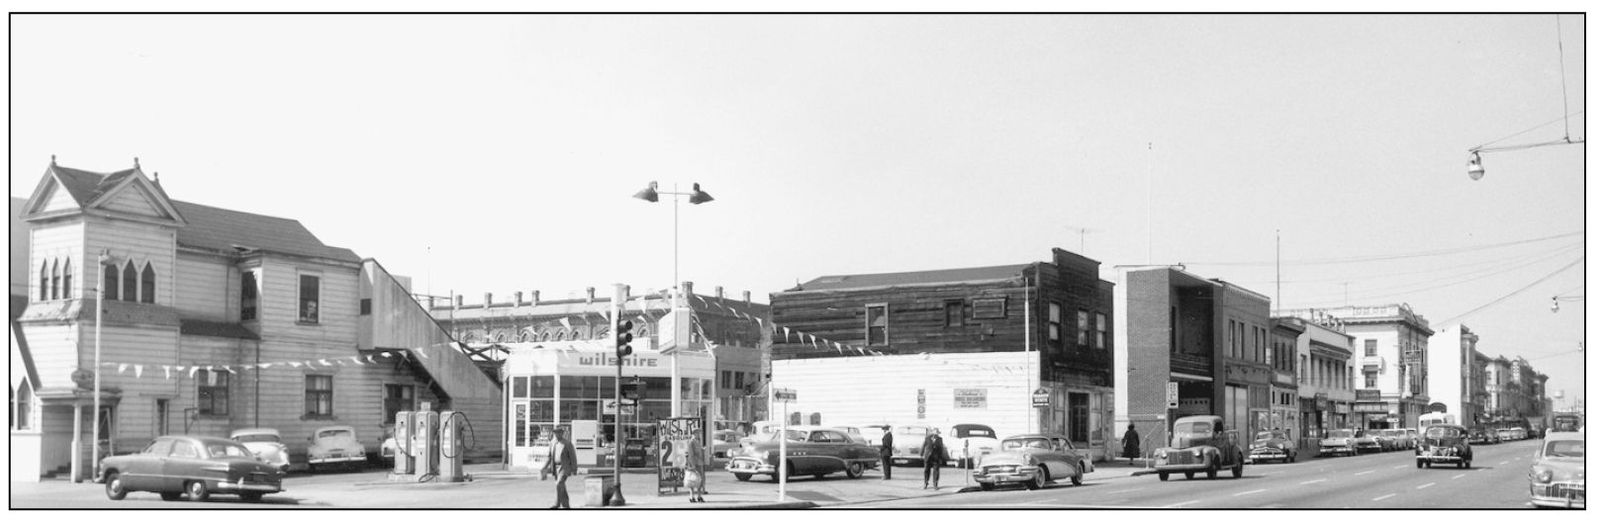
[1274,310,1356,442]
[10,159,499,482]
[1116,266,1274,455]
[1284,304,1433,430]
[766,248,1116,459]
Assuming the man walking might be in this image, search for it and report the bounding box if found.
[879,426,894,480]
[920,429,947,490]
[549,428,578,509]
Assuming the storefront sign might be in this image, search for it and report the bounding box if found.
[656,416,705,493]
[1032,387,1051,407]
[1356,389,1381,402]
[954,389,987,409]
[1352,402,1388,413]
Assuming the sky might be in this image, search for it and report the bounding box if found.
[6,12,1591,408]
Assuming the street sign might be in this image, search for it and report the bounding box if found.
[774,388,797,402]
[1032,387,1050,407]
[1166,382,1179,409]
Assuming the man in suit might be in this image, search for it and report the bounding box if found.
[549,428,578,509]
[920,430,947,490]
[879,426,894,480]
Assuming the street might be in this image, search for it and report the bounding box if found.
[852,439,1543,509]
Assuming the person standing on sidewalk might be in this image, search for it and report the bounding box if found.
[920,430,947,490]
[879,426,894,480]
[549,428,578,509]
[686,437,708,503]
[1122,424,1142,464]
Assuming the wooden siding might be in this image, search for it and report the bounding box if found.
[255,256,358,347]
[27,221,84,301]
[774,352,1040,437]
[173,254,233,321]
[38,181,78,214]
[84,218,177,307]
[99,184,165,219]
[23,323,79,389]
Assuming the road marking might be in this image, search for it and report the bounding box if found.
[1373,494,1396,502]
[1393,465,1407,469]
[1164,500,1200,508]
[1416,482,1436,490]
[1354,470,1376,475]
[1105,488,1141,494]
[1500,461,1510,465]
[1453,474,1466,480]
[1234,489,1266,497]
[1300,479,1328,485]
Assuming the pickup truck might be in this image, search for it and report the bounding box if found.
[1152,415,1245,481]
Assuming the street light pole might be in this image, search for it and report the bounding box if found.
[633,181,714,420]
[92,251,109,481]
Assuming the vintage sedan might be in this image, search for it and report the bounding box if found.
[945,423,1003,468]
[1376,430,1404,451]
[725,427,880,481]
[1469,427,1499,445]
[1416,424,1473,469]
[1354,430,1384,453]
[1152,415,1244,481]
[1319,429,1359,457]
[229,428,292,473]
[888,425,939,465]
[307,425,368,471]
[973,433,1091,490]
[100,435,284,502]
[711,429,744,459]
[1528,431,1584,509]
[1249,430,1296,464]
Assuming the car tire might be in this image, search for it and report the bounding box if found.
[1231,462,1243,479]
[846,462,864,479]
[1025,465,1048,490]
[160,492,183,501]
[1416,460,1424,469]
[1206,464,1218,480]
[979,482,995,491]
[1071,471,1083,486]
[1158,472,1169,481]
[735,473,752,482]
[1184,472,1195,480]
[187,480,210,502]
[240,492,265,503]
[104,472,127,501]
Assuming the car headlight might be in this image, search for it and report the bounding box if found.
[1535,468,1553,484]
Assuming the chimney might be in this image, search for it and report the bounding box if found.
[484,293,493,308]
[514,291,524,306]
[715,286,724,299]
[454,295,463,309]
[586,287,595,303]
[681,281,693,299]
[743,290,751,303]
[531,290,540,304]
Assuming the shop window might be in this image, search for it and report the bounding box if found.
[865,304,888,346]
[240,270,259,321]
[1076,310,1089,347]
[1048,303,1062,341]
[530,376,555,398]
[945,301,964,328]
[103,263,119,301]
[1364,371,1377,389]
[140,263,156,304]
[304,375,334,418]
[383,384,415,424]
[197,370,229,416]
[122,263,137,302]
[299,274,321,323]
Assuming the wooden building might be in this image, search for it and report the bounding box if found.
[11,159,500,481]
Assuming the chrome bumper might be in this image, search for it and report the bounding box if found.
[1530,482,1585,508]
[973,466,1038,484]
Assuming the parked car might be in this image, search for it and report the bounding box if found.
[1469,427,1499,445]
[1379,430,1406,451]
[379,434,401,463]
[1416,424,1473,469]
[306,425,368,471]
[1249,430,1296,464]
[725,427,880,481]
[100,435,284,502]
[1500,427,1526,441]
[1528,431,1584,509]
[888,425,939,466]
[228,428,292,473]
[1152,415,1244,481]
[945,423,1003,468]
[1386,428,1417,450]
[711,429,743,459]
[1404,429,1422,450]
[859,423,890,448]
[972,433,1092,491]
[1354,430,1384,453]
[1319,429,1358,457]
[828,425,870,445]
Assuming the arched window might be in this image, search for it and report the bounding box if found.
[62,259,72,299]
[789,412,802,426]
[121,262,137,302]
[493,333,505,343]
[140,263,156,304]
[461,331,478,343]
[103,264,119,301]
[519,331,534,342]
[38,262,48,301]
[49,259,60,300]
[539,330,552,341]
[14,383,34,431]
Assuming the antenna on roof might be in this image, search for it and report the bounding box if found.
[134,157,140,169]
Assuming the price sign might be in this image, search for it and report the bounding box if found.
[1166,382,1179,409]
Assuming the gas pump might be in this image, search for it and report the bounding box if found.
[438,410,467,482]
[412,407,439,478]
[394,411,416,475]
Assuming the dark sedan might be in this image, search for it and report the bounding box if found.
[726,427,880,481]
[1249,430,1297,464]
[100,435,285,502]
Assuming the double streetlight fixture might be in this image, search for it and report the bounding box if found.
[630,182,714,422]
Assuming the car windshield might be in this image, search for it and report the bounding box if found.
[1326,430,1355,439]
[234,434,281,444]
[895,426,930,436]
[771,430,811,442]
[1003,437,1052,450]
[1256,431,1286,441]
[317,429,354,440]
[1544,440,1585,458]
[203,441,255,458]
[1178,421,1215,434]
[953,426,996,438]
[1424,427,1463,439]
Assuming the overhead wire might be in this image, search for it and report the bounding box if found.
[1469,110,1585,150]
[1185,231,1580,267]
[1435,257,1584,324]
[1282,248,1583,308]
[1242,239,1582,285]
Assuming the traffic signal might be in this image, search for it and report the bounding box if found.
[615,320,634,357]
[620,380,641,401]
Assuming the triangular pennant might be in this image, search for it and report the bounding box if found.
[188,366,200,379]
[258,363,272,369]
[289,361,302,368]
[783,327,792,342]
[133,365,144,378]
[207,368,219,385]
[163,366,171,379]
[224,366,237,374]
[560,317,572,330]
[834,343,843,354]
[366,355,376,364]
[117,363,129,374]
[350,356,362,365]
[319,359,332,366]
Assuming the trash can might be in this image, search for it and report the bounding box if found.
[584,475,616,507]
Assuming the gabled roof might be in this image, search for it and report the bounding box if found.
[50,163,140,206]
[172,200,359,263]
[794,264,1030,292]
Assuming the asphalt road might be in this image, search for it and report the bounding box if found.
[854,439,1545,509]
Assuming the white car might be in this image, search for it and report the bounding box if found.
[229,428,292,472]
[888,425,938,465]
[307,425,368,471]
[828,425,871,445]
[945,423,1003,468]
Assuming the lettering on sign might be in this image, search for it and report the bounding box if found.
[774,388,797,402]
[577,354,659,368]
[954,389,987,409]
[1032,388,1051,407]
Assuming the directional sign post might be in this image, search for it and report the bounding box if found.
[773,388,796,502]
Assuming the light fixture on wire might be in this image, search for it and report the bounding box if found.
[1551,294,1583,313]
[1464,16,1582,181]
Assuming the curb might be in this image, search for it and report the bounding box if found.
[604,501,817,509]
